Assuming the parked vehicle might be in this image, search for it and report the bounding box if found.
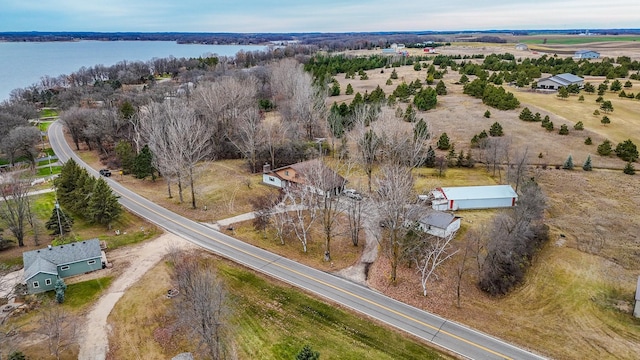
[99,169,112,177]
[342,188,362,200]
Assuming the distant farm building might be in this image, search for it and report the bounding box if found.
[423,47,437,54]
[536,73,584,90]
[23,239,105,294]
[515,43,529,51]
[430,185,518,211]
[573,50,600,59]
[416,211,461,238]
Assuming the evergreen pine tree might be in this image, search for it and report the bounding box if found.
[423,146,436,167]
[483,110,491,118]
[437,133,451,150]
[56,159,82,208]
[134,145,156,180]
[559,124,569,135]
[582,155,593,171]
[585,137,592,145]
[296,345,320,360]
[489,122,503,136]
[435,80,447,95]
[623,162,636,175]
[345,83,354,95]
[87,178,122,228]
[45,206,74,236]
[55,278,67,304]
[563,155,574,170]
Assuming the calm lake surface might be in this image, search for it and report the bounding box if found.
[0,41,266,101]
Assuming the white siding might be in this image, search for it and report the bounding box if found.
[262,174,282,188]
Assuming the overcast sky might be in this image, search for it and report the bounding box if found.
[1,0,638,33]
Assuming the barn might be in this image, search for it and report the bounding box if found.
[430,185,518,211]
[536,73,584,90]
[573,50,600,59]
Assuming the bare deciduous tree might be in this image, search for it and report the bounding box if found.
[0,174,32,247]
[407,231,458,297]
[0,126,41,168]
[39,302,77,360]
[346,198,363,247]
[170,251,233,360]
[507,147,529,192]
[484,137,511,181]
[59,107,91,151]
[228,108,265,173]
[281,183,318,253]
[374,164,415,284]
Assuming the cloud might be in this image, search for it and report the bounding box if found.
[1,0,639,32]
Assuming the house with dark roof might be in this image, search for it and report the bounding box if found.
[23,239,104,294]
[574,50,600,59]
[262,160,346,195]
[417,212,461,238]
[536,73,584,90]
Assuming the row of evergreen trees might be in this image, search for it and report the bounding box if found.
[55,159,122,229]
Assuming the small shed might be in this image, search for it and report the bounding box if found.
[417,212,461,238]
[515,43,529,51]
[23,239,104,294]
[430,185,518,211]
[634,276,640,318]
[574,50,600,59]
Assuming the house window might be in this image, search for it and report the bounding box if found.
[60,265,70,271]
[285,170,289,176]
[87,260,97,265]
[269,177,275,182]
[32,281,39,288]
[45,278,52,286]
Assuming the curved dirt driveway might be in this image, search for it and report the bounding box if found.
[78,233,194,360]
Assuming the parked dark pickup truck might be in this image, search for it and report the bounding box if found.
[99,169,112,177]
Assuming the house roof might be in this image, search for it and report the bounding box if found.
[23,239,101,281]
[636,276,640,301]
[436,185,518,201]
[539,73,583,86]
[575,50,599,55]
[419,211,458,229]
[270,159,346,190]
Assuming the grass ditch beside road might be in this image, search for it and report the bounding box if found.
[107,256,448,360]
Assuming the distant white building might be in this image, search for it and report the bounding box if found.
[515,43,529,51]
[573,50,600,59]
[430,185,518,211]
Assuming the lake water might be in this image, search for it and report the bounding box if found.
[0,41,266,101]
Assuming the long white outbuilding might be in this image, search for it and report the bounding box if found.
[430,185,518,211]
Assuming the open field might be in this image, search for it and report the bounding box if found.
[518,36,640,45]
[107,254,448,360]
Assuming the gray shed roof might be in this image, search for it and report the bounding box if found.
[438,185,517,201]
[540,73,583,87]
[23,239,101,281]
[419,211,457,229]
[636,276,640,301]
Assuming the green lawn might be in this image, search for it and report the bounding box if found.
[220,264,444,360]
[39,109,59,118]
[36,165,61,176]
[37,121,54,132]
[45,276,114,309]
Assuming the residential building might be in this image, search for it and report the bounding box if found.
[262,160,345,195]
[573,50,600,59]
[22,239,105,294]
[416,211,461,238]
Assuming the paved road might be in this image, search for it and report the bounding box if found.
[49,121,548,360]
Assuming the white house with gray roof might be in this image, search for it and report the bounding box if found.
[417,212,461,238]
[23,239,104,294]
[536,73,584,90]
